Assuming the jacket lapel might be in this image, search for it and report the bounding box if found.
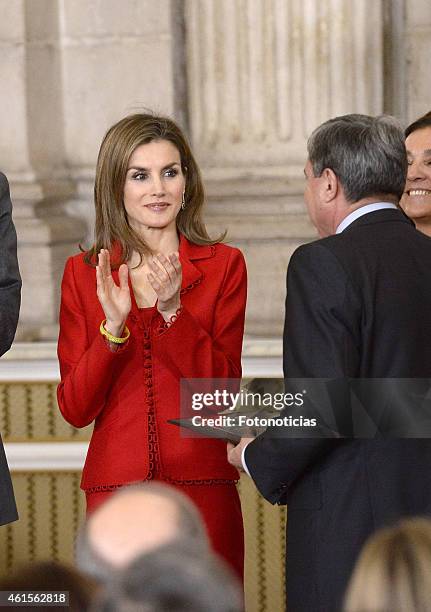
[179,234,215,295]
[110,235,215,320]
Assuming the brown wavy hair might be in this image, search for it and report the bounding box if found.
[84,112,224,267]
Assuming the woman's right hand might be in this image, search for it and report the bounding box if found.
[96,249,131,337]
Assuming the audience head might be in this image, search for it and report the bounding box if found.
[90,543,242,612]
[76,482,208,584]
[344,517,431,612]
[0,560,97,611]
[400,111,431,236]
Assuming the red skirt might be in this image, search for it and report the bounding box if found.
[86,481,244,582]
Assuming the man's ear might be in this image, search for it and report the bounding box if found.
[320,168,338,202]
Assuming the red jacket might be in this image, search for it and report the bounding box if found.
[57,236,247,489]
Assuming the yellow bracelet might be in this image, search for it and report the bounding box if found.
[99,320,130,344]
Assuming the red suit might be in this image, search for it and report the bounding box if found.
[57,235,247,577]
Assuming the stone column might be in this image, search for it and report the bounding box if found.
[59,0,187,243]
[0,0,84,340]
[404,0,431,122]
[185,0,384,336]
[0,0,187,340]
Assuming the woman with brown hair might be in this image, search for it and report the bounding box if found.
[344,517,431,612]
[57,113,247,579]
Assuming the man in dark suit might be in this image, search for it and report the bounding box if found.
[0,172,21,526]
[228,114,431,611]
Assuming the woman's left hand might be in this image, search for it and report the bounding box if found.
[148,252,182,321]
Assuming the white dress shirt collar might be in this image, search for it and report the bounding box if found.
[335,202,398,234]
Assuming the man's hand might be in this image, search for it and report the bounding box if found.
[227,437,255,472]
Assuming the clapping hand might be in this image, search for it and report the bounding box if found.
[147,253,182,321]
[96,249,131,337]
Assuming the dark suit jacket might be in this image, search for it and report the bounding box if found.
[246,209,431,612]
[0,172,21,526]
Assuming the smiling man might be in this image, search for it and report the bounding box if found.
[401,111,431,236]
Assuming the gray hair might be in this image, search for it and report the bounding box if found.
[76,483,209,584]
[90,543,242,612]
[307,114,407,203]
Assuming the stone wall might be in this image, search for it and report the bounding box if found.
[0,0,429,339]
